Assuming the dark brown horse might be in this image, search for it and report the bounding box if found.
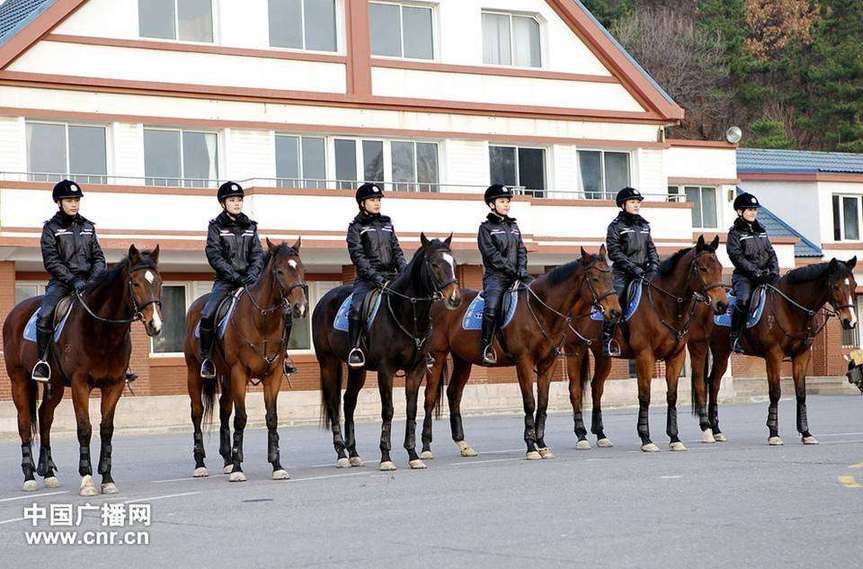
[314,234,462,471]
[4,245,163,495]
[422,246,621,460]
[566,236,728,452]
[184,239,307,482]
[699,257,857,445]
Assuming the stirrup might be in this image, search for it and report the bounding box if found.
[730,337,744,354]
[31,360,51,383]
[348,347,366,369]
[283,356,297,375]
[425,353,435,370]
[482,345,497,365]
[605,339,621,357]
[200,358,216,379]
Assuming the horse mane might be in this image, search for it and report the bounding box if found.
[546,257,589,286]
[782,262,834,284]
[262,243,298,267]
[85,249,159,292]
[659,247,693,276]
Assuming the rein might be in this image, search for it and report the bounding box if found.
[764,283,843,347]
[75,265,162,325]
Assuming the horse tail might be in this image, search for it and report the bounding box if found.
[29,381,38,438]
[691,347,711,416]
[319,358,342,430]
[432,357,448,420]
[202,377,219,428]
[580,352,591,399]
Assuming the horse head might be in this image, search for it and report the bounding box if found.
[580,244,621,322]
[419,232,462,310]
[127,244,163,337]
[692,235,728,315]
[827,256,858,330]
[266,237,308,319]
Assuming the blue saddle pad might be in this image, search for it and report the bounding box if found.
[23,307,71,343]
[591,280,643,322]
[194,291,241,339]
[462,290,519,331]
[714,287,767,328]
[334,293,382,333]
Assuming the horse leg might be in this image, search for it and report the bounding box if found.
[665,350,687,451]
[97,381,125,494]
[228,366,249,482]
[420,353,447,460]
[591,354,614,447]
[218,380,233,473]
[447,356,478,457]
[636,353,659,452]
[377,369,397,471]
[320,355,348,467]
[766,351,784,445]
[707,344,731,442]
[567,352,590,449]
[11,374,38,491]
[70,377,97,496]
[687,342,714,443]
[515,359,541,460]
[263,373,289,480]
[37,382,64,488]
[188,368,208,477]
[404,366,427,469]
[793,351,818,445]
[344,367,366,467]
[535,366,555,459]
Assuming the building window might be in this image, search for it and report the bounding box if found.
[268,0,337,52]
[391,141,438,192]
[138,0,214,43]
[833,195,861,242]
[288,281,340,351]
[275,134,327,188]
[15,282,45,304]
[842,297,863,347]
[334,138,383,189]
[370,2,434,60]
[144,128,218,187]
[482,11,541,67]
[669,185,717,228]
[489,145,546,196]
[578,150,630,200]
[334,138,439,192]
[151,284,188,354]
[26,122,107,184]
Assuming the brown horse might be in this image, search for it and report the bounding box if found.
[314,234,462,470]
[699,257,857,445]
[566,236,728,452]
[4,245,163,495]
[421,246,621,460]
[184,239,308,482]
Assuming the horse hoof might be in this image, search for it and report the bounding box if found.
[802,435,819,445]
[768,436,784,446]
[336,458,351,469]
[44,476,61,488]
[669,442,688,452]
[596,438,614,448]
[272,469,290,480]
[349,457,365,467]
[101,483,119,495]
[223,464,234,474]
[79,476,98,497]
[641,443,660,453]
[228,471,247,482]
[193,467,209,478]
[701,429,716,444]
[379,461,397,472]
[714,433,727,442]
[538,448,556,459]
[456,441,478,457]
[22,480,38,492]
[575,440,592,450]
[409,459,427,470]
[420,450,434,460]
[525,451,542,460]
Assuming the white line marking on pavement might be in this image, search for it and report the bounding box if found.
[817,432,863,437]
[451,457,523,466]
[0,490,68,503]
[660,475,682,479]
[123,491,200,504]
[0,516,26,525]
[291,472,369,482]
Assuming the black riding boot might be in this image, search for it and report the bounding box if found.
[729,307,747,354]
[347,317,365,368]
[601,319,621,357]
[480,314,497,365]
[199,324,216,379]
[31,326,52,383]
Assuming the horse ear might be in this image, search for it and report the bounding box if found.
[443,233,453,248]
[710,236,720,251]
[420,232,431,248]
[151,244,160,264]
[848,256,857,270]
[599,243,607,259]
[580,246,588,260]
[830,258,839,272]
[265,237,276,253]
[292,236,302,252]
[128,244,140,264]
[696,235,705,251]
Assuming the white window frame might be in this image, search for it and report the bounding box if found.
[576,149,632,200]
[489,144,548,194]
[143,127,220,188]
[289,281,341,354]
[669,185,719,229]
[25,120,110,184]
[138,0,218,44]
[833,194,862,242]
[149,281,194,357]
[389,139,440,192]
[481,10,544,69]
[369,1,437,61]
[274,133,329,188]
[328,137,440,190]
[267,0,344,54]
[842,296,863,347]
[15,281,46,305]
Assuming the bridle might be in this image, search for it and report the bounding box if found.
[243,247,308,316]
[75,264,162,325]
[764,274,855,349]
[564,260,618,347]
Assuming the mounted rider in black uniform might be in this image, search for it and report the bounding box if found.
[604,186,660,356]
[726,192,779,353]
[198,181,266,379]
[346,183,407,368]
[477,184,530,365]
[32,180,106,382]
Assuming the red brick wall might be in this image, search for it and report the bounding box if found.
[0,261,16,400]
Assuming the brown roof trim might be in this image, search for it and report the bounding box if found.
[370,57,619,84]
[740,172,863,183]
[668,177,739,186]
[694,231,799,246]
[667,139,737,149]
[0,0,89,69]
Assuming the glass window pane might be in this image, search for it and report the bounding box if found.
[685,187,703,228]
[834,195,842,240]
[275,135,300,187]
[513,16,541,67]
[68,126,107,182]
[152,286,186,353]
[577,150,602,199]
[304,0,337,51]
[301,136,326,187]
[489,146,517,186]
[403,6,433,59]
[269,0,303,48]
[604,152,630,199]
[416,142,438,192]
[182,131,217,187]
[701,187,717,228]
[362,140,384,183]
[139,0,176,39]
[288,314,311,349]
[482,13,511,65]
[335,139,357,189]
[843,197,859,241]
[15,283,41,304]
[370,3,402,57]
[26,123,66,179]
[392,141,415,191]
[144,129,181,186]
[518,148,545,194]
[178,0,213,42]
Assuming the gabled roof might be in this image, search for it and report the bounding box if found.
[736,186,822,258]
[738,147,863,174]
[0,0,53,47]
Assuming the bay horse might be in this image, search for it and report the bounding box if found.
[4,245,163,495]
[184,238,307,482]
[699,257,857,445]
[421,246,621,460]
[566,236,728,452]
[314,234,462,471]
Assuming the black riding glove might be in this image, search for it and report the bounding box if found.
[242,275,257,287]
[629,265,645,278]
[72,279,87,294]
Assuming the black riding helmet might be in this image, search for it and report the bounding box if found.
[615,186,643,208]
[484,184,513,205]
[52,179,83,202]
[217,181,245,203]
[355,182,384,207]
[733,192,761,211]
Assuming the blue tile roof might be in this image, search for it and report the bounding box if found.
[738,147,863,174]
[735,187,822,258]
[0,0,53,47]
